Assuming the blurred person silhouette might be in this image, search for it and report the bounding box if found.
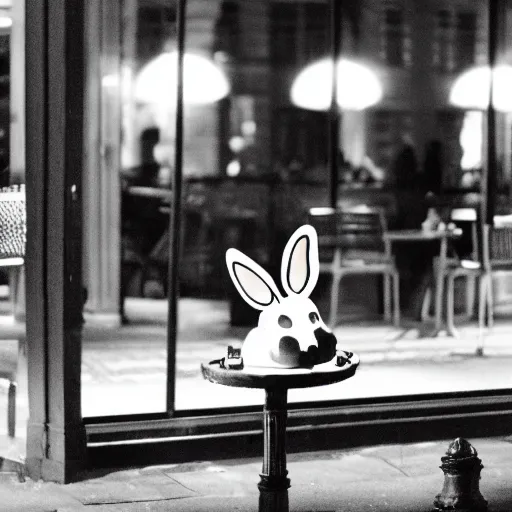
[392,135,418,191]
[422,139,443,195]
[391,135,432,317]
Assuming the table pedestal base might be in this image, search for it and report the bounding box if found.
[259,489,289,512]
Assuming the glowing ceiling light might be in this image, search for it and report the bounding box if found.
[135,51,230,106]
[290,58,382,111]
[0,16,12,29]
[459,111,483,171]
[449,65,512,112]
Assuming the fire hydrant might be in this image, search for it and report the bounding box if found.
[434,437,487,511]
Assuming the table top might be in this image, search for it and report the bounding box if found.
[201,353,359,390]
[384,228,462,242]
[126,186,172,200]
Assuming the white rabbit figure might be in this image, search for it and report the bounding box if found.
[225,224,338,369]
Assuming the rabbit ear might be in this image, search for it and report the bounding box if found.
[226,248,282,311]
[281,224,319,297]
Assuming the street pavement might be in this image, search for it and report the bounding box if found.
[2,436,512,511]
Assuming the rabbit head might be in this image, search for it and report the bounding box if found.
[226,225,337,369]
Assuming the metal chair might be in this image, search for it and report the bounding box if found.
[308,206,400,328]
[478,222,512,332]
[445,217,512,349]
[443,208,481,335]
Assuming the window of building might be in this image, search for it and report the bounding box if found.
[433,9,454,72]
[270,2,329,67]
[454,11,477,70]
[433,9,477,72]
[381,7,410,68]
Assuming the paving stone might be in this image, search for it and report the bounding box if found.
[0,480,80,512]
[167,469,257,498]
[288,454,407,485]
[359,440,447,477]
[62,474,196,505]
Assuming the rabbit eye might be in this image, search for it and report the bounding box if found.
[309,312,319,324]
[278,315,293,328]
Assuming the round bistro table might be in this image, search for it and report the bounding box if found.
[201,354,360,511]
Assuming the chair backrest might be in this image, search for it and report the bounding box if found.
[0,185,26,259]
[450,207,479,261]
[308,206,386,260]
[482,223,512,270]
[308,207,338,262]
[335,208,386,253]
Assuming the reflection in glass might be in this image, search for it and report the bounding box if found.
[450,65,512,112]
[290,58,382,111]
[79,0,512,416]
[135,51,230,107]
[0,2,28,462]
[172,0,512,411]
[81,0,174,417]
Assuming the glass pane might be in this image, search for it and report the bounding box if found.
[80,0,172,417]
[80,0,512,417]
[172,0,331,409]
[0,2,28,462]
[170,0,512,411]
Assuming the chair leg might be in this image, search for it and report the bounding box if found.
[446,273,457,336]
[8,381,16,438]
[420,287,432,322]
[329,274,342,328]
[465,274,476,319]
[392,271,400,327]
[9,267,20,318]
[486,273,494,329]
[477,274,489,356]
[383,273,391,322]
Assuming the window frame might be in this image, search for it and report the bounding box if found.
[85,389,512,468]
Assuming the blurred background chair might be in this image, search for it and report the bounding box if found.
[445,218,512,349]
[0,185,26,438]
[308,206,399,328]
[478,221,512,331]
[442,208,481,334]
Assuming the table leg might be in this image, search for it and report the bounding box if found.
[258,387,290,512]
[259,388,290,491]
[434,236,447,335]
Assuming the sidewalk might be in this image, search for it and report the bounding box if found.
[2,436,512,511]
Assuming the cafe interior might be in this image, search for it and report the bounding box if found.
[2,0,512,483]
